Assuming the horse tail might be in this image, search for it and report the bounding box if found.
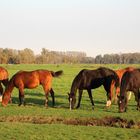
[51,70,63,77]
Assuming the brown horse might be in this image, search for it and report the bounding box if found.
[2,69,63,107]
[108,67,135,106]
[0,67,9,97]
[118,69,140,112]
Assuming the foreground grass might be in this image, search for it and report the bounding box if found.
[0,123,140,140]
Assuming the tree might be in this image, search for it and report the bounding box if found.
[18,48,35,64]
[95,55,102,64]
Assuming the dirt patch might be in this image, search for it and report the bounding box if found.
[0,116,139,129]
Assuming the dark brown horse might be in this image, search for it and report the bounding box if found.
[68,67,119,110]
[2,69,63,107]
[0,67,9,99]
[109,67,135,105]
[118,69,140,113]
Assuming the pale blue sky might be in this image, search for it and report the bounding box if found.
[0,0,140,57]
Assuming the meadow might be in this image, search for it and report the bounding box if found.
[0,64,140,140]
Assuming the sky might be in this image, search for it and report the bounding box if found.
[0,0,140,57]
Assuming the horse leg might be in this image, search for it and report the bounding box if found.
[0,82,3,95]
[115,87,120,104]
[133,89,139,111]
[1,80,12,104]
[127,91,132,101]
[137,90,140,111]
[45,92,49,108]
[76,90,83,109]
[18,88,25,106]
[87,89,94,110]
[43,85,51,108]
[0,83,3,102]
[104,87,112,107]
[110,80,116,103]
[50,88,55,107]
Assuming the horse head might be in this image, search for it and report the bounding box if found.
[117,95,127,113]
[68,92,76,110]
[1,91,11,107]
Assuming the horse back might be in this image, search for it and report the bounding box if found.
[115,67,135,82]
[13,70,53,88]
[12,71,39,88]
[76,69,108,89]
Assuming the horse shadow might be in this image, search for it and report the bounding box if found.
[25,91,44,97]
[11,92,68,108]
[10,93,121,110]
[11,96,44,107]
[52,94,69,109]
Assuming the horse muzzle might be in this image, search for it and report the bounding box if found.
[119,108,126,113]
[70,98,73,110]
[1,102,7,107]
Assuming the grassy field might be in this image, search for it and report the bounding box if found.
[0,64,140,140]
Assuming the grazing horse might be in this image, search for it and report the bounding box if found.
[2,69,63,107]
[118,69,140,113]
[110,67,135,103]
[0,67,9,101]
[68,67,119,110]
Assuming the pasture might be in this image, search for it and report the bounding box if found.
[0,64,140,140]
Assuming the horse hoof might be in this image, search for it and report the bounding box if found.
[45,104,48,108]
[105,105,111,109]
[1,102,7,107]
[76,106,80,109]
[106,100,111,107]
[137,107,140,111]
[9,100,12,104]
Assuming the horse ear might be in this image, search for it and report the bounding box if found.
[67,92,70,96]
[117,95,120,99]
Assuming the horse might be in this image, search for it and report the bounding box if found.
[110,67,135,104]
[68,67,119,110]
[0,67,9,102]
[2,69,63,107]
[118,69,140,113]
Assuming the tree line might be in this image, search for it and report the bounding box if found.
[0,48,140,64]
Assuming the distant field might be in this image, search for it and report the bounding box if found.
[0,64,140,140]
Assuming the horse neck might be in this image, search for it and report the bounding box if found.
[70,77,79,97]
[120,78,127,97]
[2,79,9,87]
[5,78,14,93]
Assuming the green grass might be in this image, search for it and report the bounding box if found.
[0,64,140,139]
[0,123,140,140]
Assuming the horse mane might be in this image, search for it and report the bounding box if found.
[70,69,87,95]
[120,71,131,97]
